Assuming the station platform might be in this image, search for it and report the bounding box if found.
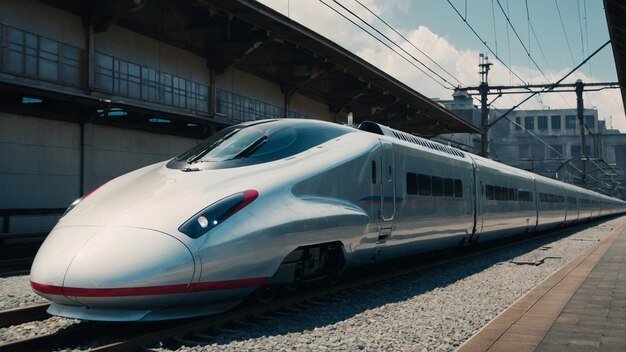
[460,219,626,352]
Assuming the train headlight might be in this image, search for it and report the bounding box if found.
[61,197,82,218]
[60,184,104,220]
[179,189,259,238]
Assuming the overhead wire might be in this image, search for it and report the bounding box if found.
[496,113,604,187]
[525,0,572,109]
[577,0,585,59]
[555,0,576,66]
[351,0,465,86]
[488,40,611,128]
[522,0,547,109]
[446,0,528,85]
[316,0,452,89]
[583,0,592,76]
[505,0,512,85]
[491,0,498,56]
[487,104,613,190]
[495,0,548,82]
[579,0,594,107]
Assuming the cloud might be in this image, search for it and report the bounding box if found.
[256,0,626,132]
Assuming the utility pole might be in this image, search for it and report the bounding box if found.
[478,54,492,157]
[457,67,619,185]
[575,79,586,186]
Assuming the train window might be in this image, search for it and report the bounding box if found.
[371,161,377,184]
[568,197,576,204]
[486,185,494,200]
[168,120,353,170]
[417,174,431,196]
[519,190,532,202]
[432,176,444,196]
[509,188,516,201]
[443,178,454,197]
[406,173,417,195]
[494,186,502,201]
[454,179,463,197]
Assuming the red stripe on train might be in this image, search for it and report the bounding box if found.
[31,277,269,297]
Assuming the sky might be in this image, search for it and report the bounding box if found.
[257,0,625,132]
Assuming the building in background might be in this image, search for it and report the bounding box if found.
[433,90,482,154]
[434,91,626,199]
[489,108,626,198]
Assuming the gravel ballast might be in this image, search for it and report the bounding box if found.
[1,216,623,351]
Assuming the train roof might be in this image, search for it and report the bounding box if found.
[357,121,465,159]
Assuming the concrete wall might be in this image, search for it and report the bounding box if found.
[216,69,283,107]
[83,123,198,192]
[0,112,81,210]
[291,93,332,121]
[0,112,198,233]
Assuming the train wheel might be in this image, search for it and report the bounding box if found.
[254,285,280,304]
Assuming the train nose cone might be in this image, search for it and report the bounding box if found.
[31,226,195,311]
[31,226,101,304]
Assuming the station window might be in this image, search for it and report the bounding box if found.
[584,115,595,129]
[525,116,535,130]
[0,24,83,87]
[537,116,548,131]
[566,115,577,130]
[549,144,563,158]
[515,117,522,131]
[551,116,561,130]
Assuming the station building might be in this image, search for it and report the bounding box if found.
[0,0,479,235]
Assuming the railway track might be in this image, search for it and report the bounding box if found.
[0,219,609,352]
[0,233,46,277]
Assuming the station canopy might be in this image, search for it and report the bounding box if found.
[41,0,480,137]
[605,0,626,115]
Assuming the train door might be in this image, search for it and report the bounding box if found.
[467,158,482,243]
[465,159,484,244]
[373,140,395,250]
[380,140,395,221]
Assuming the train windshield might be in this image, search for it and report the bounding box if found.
[167,120,353,170]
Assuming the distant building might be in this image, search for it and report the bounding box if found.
[489,108,626,198]
[434,90,482,154]
[436,91,626,199]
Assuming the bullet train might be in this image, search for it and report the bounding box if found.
[30,118,626,321]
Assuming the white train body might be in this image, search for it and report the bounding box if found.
[30,119,626,321]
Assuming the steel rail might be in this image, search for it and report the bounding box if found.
[0,303,50,329]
